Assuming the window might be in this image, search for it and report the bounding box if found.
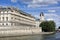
[11,17,13,19]
[15,18,16,19]
[11,23,13,26]
[2,17,4,21]
[6,23,8,25]
[6,17,8,21]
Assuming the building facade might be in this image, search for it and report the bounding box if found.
[35,12,45,31]
[0,6,36,27]
[36,19,40,28]
[36,12,45,27]
[40,12,45,22]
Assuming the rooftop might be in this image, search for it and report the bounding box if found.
[0,6,35,18]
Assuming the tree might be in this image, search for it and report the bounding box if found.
[39,21,56,32]
[48,21,56,32]
[58,26,60,29]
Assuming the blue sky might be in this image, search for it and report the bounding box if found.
[0,0,60,28]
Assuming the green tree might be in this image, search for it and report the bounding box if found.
[58,26,60,29]
[39,21,56,32]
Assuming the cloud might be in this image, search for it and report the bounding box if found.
[11,0,17,3]
[27,0,58,8]
[57,0,60,1]
[48,10,56,12]
[10,0,60,8]
[39,7,60,10]
[47,18,54,21]
[34,15,40,19]
[45,14,58,17]
[45,13,60,27]
[32,0,58,4]
[28,4,48,8]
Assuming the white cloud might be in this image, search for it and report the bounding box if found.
[38,7,60,9]
[27,0,58,8]
[47,18,54,21]
[45,13,60,27]
[28,4,48,8]
[10,0,60,8]
[11,0,17,3]
[34,15,40,18]
[48,10,56,12]
[32,0,58,4]
[45,14,58,17]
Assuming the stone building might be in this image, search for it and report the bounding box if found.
[36,12,45,31]
[40,12,45,22]
[0,6,36,27]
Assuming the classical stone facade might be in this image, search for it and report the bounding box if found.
[35,12,45,32]
[0,6,36,27]
[36,12,45,27]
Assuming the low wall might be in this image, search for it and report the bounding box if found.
[0,27,42,37]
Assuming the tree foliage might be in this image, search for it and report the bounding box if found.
[39,21,56,32]
[58,26,60,29]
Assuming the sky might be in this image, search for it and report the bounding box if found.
[0,0,60,28]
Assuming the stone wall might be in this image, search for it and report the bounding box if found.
[0,27,42,37]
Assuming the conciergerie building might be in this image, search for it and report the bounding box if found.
[0,6,36,27]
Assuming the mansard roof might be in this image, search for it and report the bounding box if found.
[0,6,35,18]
